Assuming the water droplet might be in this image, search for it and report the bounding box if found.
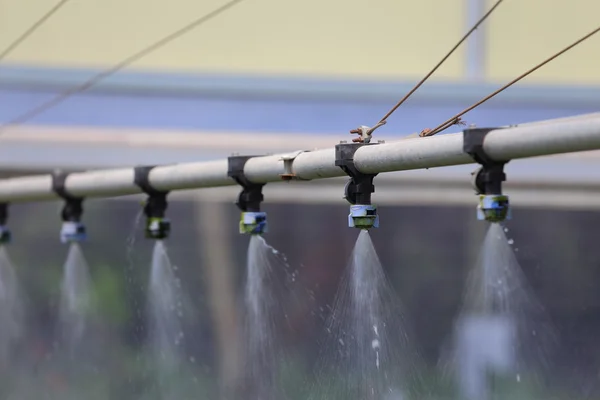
[372,339,380,350]
[507,238,514,245]
[338,338,345,346]
[504,227,509,232]
[189,356,196,363]
[516,374,521,382]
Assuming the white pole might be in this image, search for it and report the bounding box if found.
[0,113,599,203]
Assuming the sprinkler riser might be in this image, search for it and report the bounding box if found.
[0,225,11,244]
[60,221,86,243]
[477,194,511,222]
[145,217,171,240]
[336,142,380,229]
[348,204,379,229]
[239,211,268,235]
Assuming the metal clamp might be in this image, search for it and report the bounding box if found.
[279,150,310,181]
[134,166,170,239]
[350,121,386,144]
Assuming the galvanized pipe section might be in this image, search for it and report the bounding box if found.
[0,113,597,203]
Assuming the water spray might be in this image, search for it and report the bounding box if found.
[464,128,511,222]
[134,166,171,240]
[228,156,267,235]
[335,141,381,229]
[0,203,11,244]
[53,171,87,243]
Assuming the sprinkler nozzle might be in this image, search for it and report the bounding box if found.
[60,221,86,243]
[239,211,268,235]
[0,203,10,244]
[477,194,511,222]
[464,128,511,223]
[145,217,171,239]
[0,225,11,244]
[348,204,379,229]
[142,194,170,240]
[336,142,380,229]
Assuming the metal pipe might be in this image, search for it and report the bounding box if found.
[0,113,598,203]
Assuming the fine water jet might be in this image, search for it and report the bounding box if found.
[229,155,289,400]
[0,202,23,370]
[444,130,555,399]
[308,141,423,399]
[135,166,199,397]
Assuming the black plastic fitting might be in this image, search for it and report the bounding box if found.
[335,142,379,205]
[52,170,84,222]
[227,156,265,212]
[134,166,169,218]
[0,203,8,226]
[463,128,509,195]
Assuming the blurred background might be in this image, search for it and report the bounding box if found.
[0,0,599,399]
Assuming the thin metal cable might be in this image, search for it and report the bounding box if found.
[0,0,72,61]
[1,0,247,129]
[423,25,600,137]
[376,0,504,125]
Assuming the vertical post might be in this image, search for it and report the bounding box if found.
[465,0,487,81]
[193,194,240,397]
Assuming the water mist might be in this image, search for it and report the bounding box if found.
[445,223,556,400]
[311,230,422,400]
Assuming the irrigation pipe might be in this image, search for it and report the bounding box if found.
[0,113,599,203]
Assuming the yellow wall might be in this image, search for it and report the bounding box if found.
[486,0,600,84]
[0,0,464,79]
[1,0,599,84]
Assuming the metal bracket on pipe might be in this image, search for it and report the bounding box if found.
[279,150,310,181]
[228,155,268,234]
[134,165,170,239]
[52,170,86,242]
[463,128,511,222]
